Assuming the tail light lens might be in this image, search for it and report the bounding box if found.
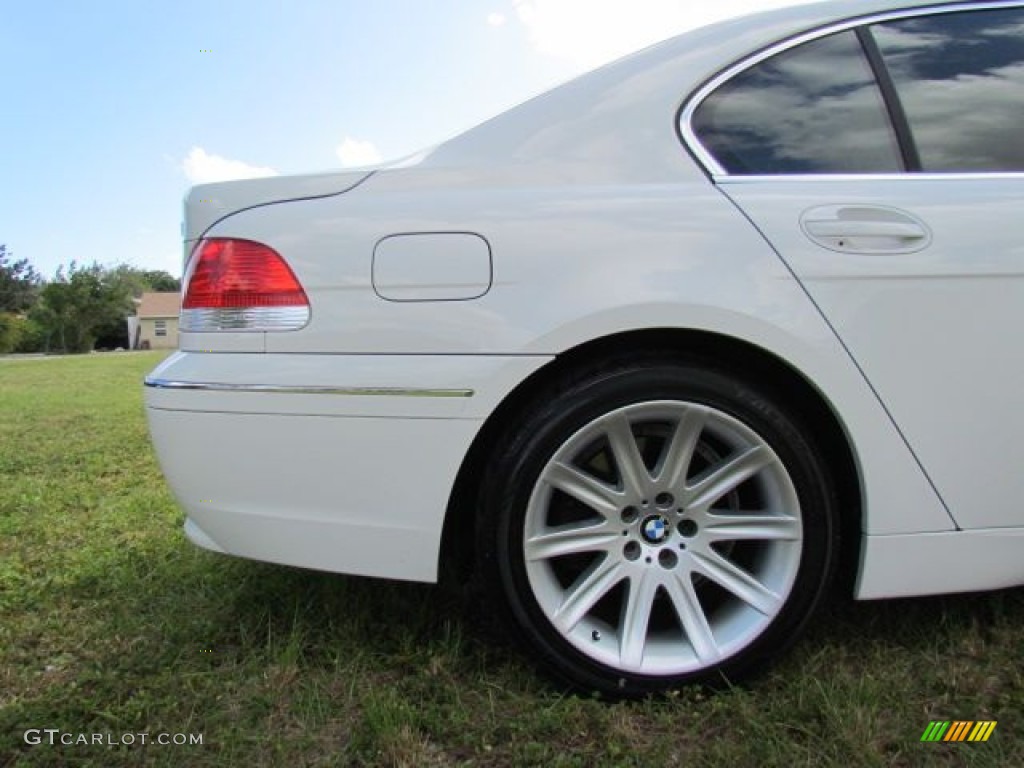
[181,238,310,331]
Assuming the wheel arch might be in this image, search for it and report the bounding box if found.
[440,327,863,595]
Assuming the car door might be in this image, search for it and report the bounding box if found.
[683,4,1024,530]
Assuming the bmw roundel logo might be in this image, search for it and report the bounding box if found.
[641,515,670,544]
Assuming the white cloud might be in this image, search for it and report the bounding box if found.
[336,136,383,167]
[182,147,277,184]
[513,0,815,70]
[488,12,507,27]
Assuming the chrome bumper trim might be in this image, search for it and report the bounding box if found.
[144,377,474,398]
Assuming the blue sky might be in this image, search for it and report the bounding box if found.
[1,0,806,279]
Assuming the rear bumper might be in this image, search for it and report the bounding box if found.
[145,351,550,581]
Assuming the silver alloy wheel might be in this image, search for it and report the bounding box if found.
[523,400,803,676]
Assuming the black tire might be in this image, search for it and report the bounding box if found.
[476,355,840,697]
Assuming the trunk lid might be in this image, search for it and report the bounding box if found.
[183,169,374,251]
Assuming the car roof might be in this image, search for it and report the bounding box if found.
[416,1,997,183]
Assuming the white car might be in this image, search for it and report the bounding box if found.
[146,0,1024,696]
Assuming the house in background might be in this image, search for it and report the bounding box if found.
[131,292,180,350]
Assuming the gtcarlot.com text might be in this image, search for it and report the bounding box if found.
[24,729,203,747]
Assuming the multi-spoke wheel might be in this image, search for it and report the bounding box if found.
[478,358,838,696]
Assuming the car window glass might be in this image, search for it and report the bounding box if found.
[692,30,902,174]
[872,8,1024,172]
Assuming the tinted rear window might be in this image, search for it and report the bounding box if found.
[692,30,902,174]
[872,8,1024,172]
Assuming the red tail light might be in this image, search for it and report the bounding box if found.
[181,238,310,331]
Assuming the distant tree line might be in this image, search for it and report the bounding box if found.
[0,244,180,354]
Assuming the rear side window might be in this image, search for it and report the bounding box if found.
[692,30,902,174]
[871,8,1024,172]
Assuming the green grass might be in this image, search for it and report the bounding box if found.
[0,351,1021,767]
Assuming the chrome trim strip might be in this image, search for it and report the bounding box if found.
[144,377,474,398]
[715,172,1024,184]
[679,1,1024,178]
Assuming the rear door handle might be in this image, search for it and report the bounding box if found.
[801,205,931,254]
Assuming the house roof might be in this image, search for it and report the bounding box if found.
[138,292,181,319]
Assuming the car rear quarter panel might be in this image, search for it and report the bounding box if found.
[191,167,953,539]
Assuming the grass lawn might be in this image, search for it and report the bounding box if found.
[0,351,1021,767]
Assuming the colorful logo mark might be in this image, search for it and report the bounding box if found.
[921,721,997,743]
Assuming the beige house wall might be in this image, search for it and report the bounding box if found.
[138,316,179,350]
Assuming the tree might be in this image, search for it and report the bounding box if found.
[140,269,180,293]
[0,312,24,353]
[0,244,41,352]
[0,244,40,313]
[33,262,133,353]
[106,264,179,299]
[5,257,179,353]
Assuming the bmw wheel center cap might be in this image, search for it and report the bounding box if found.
[641,515,670,544]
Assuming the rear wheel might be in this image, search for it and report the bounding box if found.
[477,358,839,696]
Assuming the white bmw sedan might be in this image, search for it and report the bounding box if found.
[146,0,1024,696]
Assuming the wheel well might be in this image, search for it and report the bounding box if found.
[439,329,863,595]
